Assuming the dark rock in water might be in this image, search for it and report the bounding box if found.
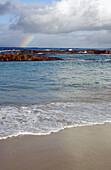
[0,49,111,62]
[0,53,63,61]
[105,51,111,54]
[2,117,6,119]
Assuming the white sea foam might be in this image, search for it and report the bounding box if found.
[0,50,19,53]
[0,101,111,139]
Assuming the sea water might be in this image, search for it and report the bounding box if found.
[0,47,111,139]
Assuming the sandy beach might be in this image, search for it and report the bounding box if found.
[0,123,111,170]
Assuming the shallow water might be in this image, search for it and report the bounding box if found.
[0,47,111,139]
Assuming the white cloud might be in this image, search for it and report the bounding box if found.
[8,0,111,34]
[1,0,111,47]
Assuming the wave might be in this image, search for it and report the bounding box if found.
[0,101,111,140]
[67,58,111,62]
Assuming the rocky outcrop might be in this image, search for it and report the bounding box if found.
[0,53,63,61]
[0,49,111,61]
[105,51,111,54]
[17,49,108,54]
[1,49,110,54]
[86,50,106,54]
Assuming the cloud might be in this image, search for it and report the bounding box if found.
[0,1,15,15]
[0,23,31,47]
[1,0,111,48]
[89,30,111,45]
[8,0,111,34]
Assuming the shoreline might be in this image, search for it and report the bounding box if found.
[1,123,111,170]
[0,121,109,141]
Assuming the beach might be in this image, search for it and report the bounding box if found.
[1,123,111,170]
[0,47,111,169]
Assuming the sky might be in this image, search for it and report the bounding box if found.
[0,0,111,48]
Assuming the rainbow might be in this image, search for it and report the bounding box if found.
[20,34,37,47]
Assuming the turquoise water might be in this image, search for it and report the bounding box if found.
[0,48,111,139]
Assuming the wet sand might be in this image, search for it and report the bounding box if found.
[0,123,111,170]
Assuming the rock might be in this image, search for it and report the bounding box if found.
[2,117,6,119]
[0,49,111,62]
[105,51,109,54]
[0,53,63,61]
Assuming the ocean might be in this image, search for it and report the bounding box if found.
[0,47,111,139]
